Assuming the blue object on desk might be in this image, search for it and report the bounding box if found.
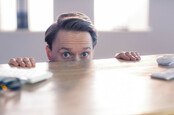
[157,55,174,66]
[0,77,22,91]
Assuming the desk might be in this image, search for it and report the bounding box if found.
[1,54,174,115]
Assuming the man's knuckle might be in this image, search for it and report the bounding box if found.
[23,57,28,60]
[17,57,22,60]
[30,57,35,61]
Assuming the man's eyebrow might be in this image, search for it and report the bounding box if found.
[58,47,72,52]
[83,47,91,50]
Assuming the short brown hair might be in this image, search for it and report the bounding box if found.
[45,12,97,50]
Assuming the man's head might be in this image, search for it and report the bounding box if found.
[45,12,97,62]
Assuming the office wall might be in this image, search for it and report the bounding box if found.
[0,0,174,64]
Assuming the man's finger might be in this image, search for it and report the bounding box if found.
[23,57,32,67]
[29,57,36,67]
[16,57,26,67]
[8,58,19,66]
[115,52,130,61]
[134,52,141,60]
[125,52,136,61]
[130,52,139,61]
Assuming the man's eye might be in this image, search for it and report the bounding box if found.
[81,52,89,57]
[62,52,71,58]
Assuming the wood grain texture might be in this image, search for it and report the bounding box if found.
[0,54,174,115]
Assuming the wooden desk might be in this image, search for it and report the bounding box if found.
[1,54,174,115]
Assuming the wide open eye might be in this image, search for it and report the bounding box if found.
[62,52,71,58]
[81,52,89,57]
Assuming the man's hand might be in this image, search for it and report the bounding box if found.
[8,57,36,67]
[115,51,141,61]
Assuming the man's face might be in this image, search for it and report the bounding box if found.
[46,30,94,62]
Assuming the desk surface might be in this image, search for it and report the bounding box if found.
[1,54,174,115]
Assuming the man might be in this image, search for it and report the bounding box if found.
[8,12,141,67]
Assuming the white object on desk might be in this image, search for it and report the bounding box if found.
[151,68,174,80]
[0,68,53,84]
[156,55,174,66]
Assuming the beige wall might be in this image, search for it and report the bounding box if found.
[0,0,174,64]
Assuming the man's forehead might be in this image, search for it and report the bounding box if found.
[55,30,92,43]
[59,41,92,44]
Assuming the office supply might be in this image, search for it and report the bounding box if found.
[0,68,53,84]
[156,55,174,65]
[0,77,22,91]
[151,68,174,80]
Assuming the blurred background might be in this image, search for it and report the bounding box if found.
[0,0,174,64]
